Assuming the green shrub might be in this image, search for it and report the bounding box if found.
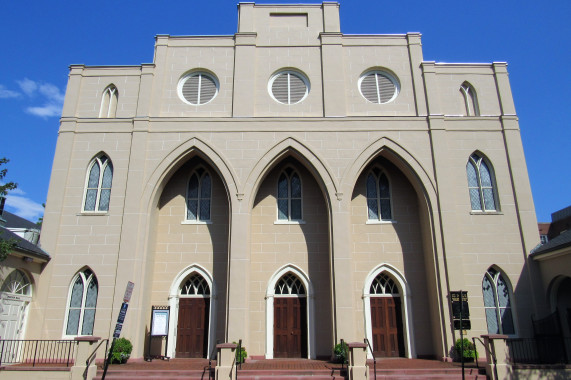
[333,341,348,363]
[454,338,477,361]
[232,341,248,364]
[110,337,133,364]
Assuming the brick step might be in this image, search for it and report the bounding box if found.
[237,369,343,379]
[370,367,484,380]
[93,369,212,380]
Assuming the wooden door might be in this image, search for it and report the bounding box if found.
[176,298,209,358]
[371,297,404,357]
[274,297,306,358]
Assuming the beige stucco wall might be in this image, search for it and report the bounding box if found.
[31,2,542,361]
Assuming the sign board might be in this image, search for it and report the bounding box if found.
[454,319,472,330]
[151,309,170,336]
[123,281,135,303]
[450,291,470,319]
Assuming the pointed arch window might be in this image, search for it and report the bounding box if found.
[370,272,399,296]
[180,273,211,296]
[277,168,302,221]
[99,85,118,118]
[466,153,498,212]
[275,273,306,295]
[0,269,31,296]
[460,82,479,116]
[83,155,113,212]
[366,168,392,221]
[482,267,515,335]
[186,168,211,221]
[65,269,98,336]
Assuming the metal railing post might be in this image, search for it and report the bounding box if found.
[364,338,377,380]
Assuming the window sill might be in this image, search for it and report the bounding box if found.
[274,220,306,225]
[78,212,109,216]
[181,220,213,225]
[366,220,396,225]
[470,211,503,215]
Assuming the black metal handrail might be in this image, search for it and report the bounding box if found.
[0,339,78,367]
[472,337,498,380]
[83,339,109,378]
[507,337,571,365]
[364,338,377,380]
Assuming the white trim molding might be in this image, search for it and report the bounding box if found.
[362,264,415,358]
[167,264,217,359]
[265,264,315,359]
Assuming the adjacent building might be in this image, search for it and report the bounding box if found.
[25,2,542,360]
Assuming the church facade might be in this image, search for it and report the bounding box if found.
[30,2,541,360]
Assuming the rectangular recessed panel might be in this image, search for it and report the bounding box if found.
[270,13,308,27]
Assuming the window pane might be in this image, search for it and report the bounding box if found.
[187,199,198,220]
[367,198,379,220]
[188,175,199,198]
[85,279,98,308]
[99,189,111,211]
[87,163,100,188]
[496,274,511,307]
[200,174,211,199]
[379,174,390,198]
[200,199,211,220]
[380,199,392,220]
[66,309,80,335]
[291,199,302,220]
[466,162,478,187]
[70,277,84,308]
[500,308,515,334]
[479,161,493,187]
[483,188,496,211]
[482,275,495,307]
[291,174,301,198]
[485,308,499,334]
[81,309,96,335]
[469,188,482,210]
[278,199,288,220]
[102,164,113,188]
[278,174,288,198]
[366,174,377,199]
[84,189,97,211]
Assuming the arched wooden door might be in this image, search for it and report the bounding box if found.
[176,273,210,358]
[369,273,404,357]
[273,273,307,358]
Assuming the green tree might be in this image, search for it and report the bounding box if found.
[0,158,18,261]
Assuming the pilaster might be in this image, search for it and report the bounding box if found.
[320,32,346,117]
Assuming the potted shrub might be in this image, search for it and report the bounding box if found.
[333,341,348,364]
[454,338,477,362]
[110,337,133,364]
[232,341,248,364]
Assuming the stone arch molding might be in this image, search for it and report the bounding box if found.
[166,264,217,359]
[362,263,416,358]
[340,136,436,208]
[244,137,339,209]
[143,137,239,212]
[265,264,316,359]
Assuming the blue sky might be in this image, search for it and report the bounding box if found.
[0,0,569,223]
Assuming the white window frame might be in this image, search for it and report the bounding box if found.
[467,153,499,213]
[82,155,113,213]
[275,168,304,223]
[482,267,517,336]
[358,70,400,104]
[99,85,118,118]
[460,82,480,116]
[177,71,219,106]
[183,168,212,224]
[62,269,98,338]
[268,70,310,105]
[365,168,394,223]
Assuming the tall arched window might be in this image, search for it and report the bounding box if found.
[482,267,515,335]
[460,82,479,116]
[186,168,211,221]
[83,155,113,212]
[277,168,302,221]
[99,85,118,118]
[65,269,98,336]
[366,168,392,221]
[466,153,498,212]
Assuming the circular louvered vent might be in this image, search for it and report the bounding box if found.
[269,70,309,104]
[178,72,218,105]
[359,71,399,104]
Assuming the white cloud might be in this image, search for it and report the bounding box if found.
[0,85,21,99]
[4,191,44,222]
[16,78,64,118]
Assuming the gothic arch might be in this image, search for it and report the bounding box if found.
[265,264,315,359]
[243,137,337,210]
[167,264,217,359]
[363,264,415,358]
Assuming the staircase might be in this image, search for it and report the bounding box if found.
[370,367,484,379]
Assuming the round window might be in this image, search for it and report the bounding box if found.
[359,71,399,104]
[269,70,309,105]
[178,72,219,105]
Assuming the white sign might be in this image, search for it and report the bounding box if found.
[123,281,135,303]
[151,309,169,336]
